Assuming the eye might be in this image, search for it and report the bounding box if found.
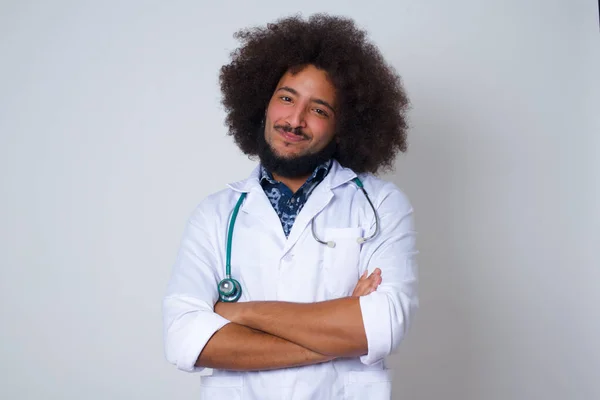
[280,96,292,102]
[314,108,329,117]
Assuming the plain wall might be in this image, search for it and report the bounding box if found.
[1,1,598,399]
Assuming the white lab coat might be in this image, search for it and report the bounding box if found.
[163,160,418,400]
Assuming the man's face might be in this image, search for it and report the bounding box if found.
[260,64,337,177]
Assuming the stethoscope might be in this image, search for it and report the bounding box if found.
[217,177,380,302]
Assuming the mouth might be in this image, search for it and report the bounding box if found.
[276,127,307,143]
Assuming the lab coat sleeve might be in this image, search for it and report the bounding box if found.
[163,206,230,373]
[359,185,419,365]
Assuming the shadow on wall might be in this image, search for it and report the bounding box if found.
[385,93,477,400]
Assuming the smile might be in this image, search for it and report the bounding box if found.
[277,127,307,143]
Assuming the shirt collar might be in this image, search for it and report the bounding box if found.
[227,159,356,194]
[259,159,332,189]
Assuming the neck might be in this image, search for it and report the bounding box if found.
[272,173,311,194]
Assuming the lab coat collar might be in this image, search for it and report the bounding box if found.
[316,159,358,190]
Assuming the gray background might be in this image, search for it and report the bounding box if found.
[1,0,598,399]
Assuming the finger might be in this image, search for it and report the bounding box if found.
[358,280,374,295]
[367,270,381,281]
[360,270,368,280]
[354,285,372,297]
[371,275,382,288]
[352,281,366,295]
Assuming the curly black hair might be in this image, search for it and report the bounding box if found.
[219,13,410,174]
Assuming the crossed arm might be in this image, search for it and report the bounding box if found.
[195,269,382,371]
[165,188,417,373]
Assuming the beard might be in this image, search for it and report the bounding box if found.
[257,125,337,178]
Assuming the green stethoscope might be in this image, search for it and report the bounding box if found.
[217,177,380,302]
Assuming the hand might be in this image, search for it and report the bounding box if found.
[352,268,382,297]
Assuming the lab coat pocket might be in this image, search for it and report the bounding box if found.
[344,369,393,400]
[199,375,243,399]
[322,227,363,297]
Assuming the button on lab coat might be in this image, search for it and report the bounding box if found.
[163,160,418,399]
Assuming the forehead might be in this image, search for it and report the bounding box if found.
[276,65,336,104]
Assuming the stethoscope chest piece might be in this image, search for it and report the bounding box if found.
[218,277,242,302]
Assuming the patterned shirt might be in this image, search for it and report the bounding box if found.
[260,160,332,237]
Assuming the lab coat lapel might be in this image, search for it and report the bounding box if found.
[227,166,286,245]
[242,187,283,226]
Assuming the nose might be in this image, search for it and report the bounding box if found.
[286,105,307,129]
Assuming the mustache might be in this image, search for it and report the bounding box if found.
[275,124,307,138]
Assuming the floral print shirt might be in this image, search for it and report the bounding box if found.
[259,160,332,237]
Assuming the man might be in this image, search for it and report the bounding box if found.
[163,14,418,399]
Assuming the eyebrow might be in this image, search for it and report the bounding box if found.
[277,86,336,114]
